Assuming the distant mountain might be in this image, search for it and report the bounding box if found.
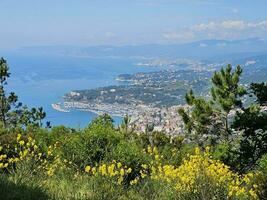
[18,38,267,60]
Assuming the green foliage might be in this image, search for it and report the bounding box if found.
[211,64,246,113]
[212,142,238,169]
[178,90,217,145]
[257,154,267,173]
[250,82,267,106]
[179,65,247,144]
[60,134,89,168]
[232,103,267,172]
[150,131,171,147]
[84,123,122,164]
[88,113,114,129]
[160,143,195,166]
[59,115,122,168]
[177,65,267,176]
[0,57,20,128]
[211,64,246,138]
[111,141,150,184]
[120,114,133,135]
[231,82,267,172]
[255,154,267,199]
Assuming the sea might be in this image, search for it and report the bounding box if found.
[1,52,158,128]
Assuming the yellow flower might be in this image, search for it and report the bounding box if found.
[147,146,152,154]
[99,164,107,176]
[140,171,147,178]
[117,162,122,168]
[47,168,54,176]
[108,164,115,176]
[17,134,21,141]
[194,147,200,155]
[126,168,132,174]
[130,177,139,185]
[85,166,91,173]
[92,167,96,175]
[28,137,33,142]
[249,189,257,199]
[141,164,148,169]
[120,168,125,176]
[23,149,28,157]
[149,147,258,199]
[0,154,7,160]
[117,176,123,185]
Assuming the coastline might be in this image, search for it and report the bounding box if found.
[51,101,136,117]
[53,101,156,118]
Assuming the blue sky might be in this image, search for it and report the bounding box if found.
[1,0,267,48]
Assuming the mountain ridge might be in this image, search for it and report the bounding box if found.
[18,38,267,60]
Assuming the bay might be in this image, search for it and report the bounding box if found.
[1,52,158,128]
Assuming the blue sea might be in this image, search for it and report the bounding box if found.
[1,52,158,128]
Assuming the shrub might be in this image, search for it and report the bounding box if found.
[109,141,150,183]
[255,154,267,199]
[151,147,259,200]
[60,124,123,168]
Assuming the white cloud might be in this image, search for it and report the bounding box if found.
[221,20,246,29]
[162,20,267,42]
[193,20,267,31]
[193,22,216,31]
[247,21,267,28]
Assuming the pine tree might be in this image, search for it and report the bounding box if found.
[211,64,246,138]
[31,107,46,127]
[178,64,246,144]
[0,58,20,128]
[232,82,267,172]
[178,89,217,146]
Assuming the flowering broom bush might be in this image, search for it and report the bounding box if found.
[0,134,71,178]
[150,147,259,199]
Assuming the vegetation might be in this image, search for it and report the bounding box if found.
[0,59,266,199]
[0,58,47,131]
